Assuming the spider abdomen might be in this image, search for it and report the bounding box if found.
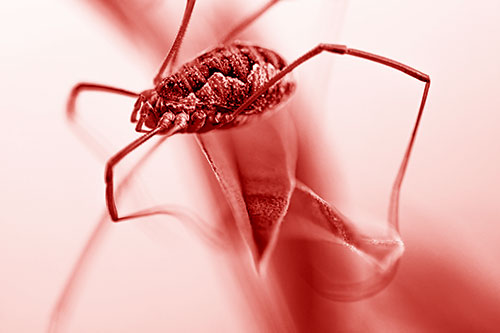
[155,41,296,132]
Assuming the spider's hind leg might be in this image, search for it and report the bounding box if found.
[154,0,196,84]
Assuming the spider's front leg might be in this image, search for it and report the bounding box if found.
[67,82,139,121]
[105,113,189,222]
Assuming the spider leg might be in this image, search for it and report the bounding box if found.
[66,82,140,159]
[233,43,431,228]
[220,0,280,44]
[67,82,139,120]
[105,126,167,221]
[105,114,189,221]
[48,128,186,333]
[154,0,196,84]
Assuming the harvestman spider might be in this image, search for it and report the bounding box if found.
[67,0,430,224]
[52,0,430,331]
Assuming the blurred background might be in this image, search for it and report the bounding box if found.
[1,0,499,331]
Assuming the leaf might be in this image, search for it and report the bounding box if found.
[284,181,404,301]
[197,110,297,268]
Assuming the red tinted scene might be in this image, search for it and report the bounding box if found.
[1,0,500,332]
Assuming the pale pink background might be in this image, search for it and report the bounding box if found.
[1,0,499,332]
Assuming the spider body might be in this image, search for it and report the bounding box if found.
[133,42,295,134]
[65,0,430,224]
